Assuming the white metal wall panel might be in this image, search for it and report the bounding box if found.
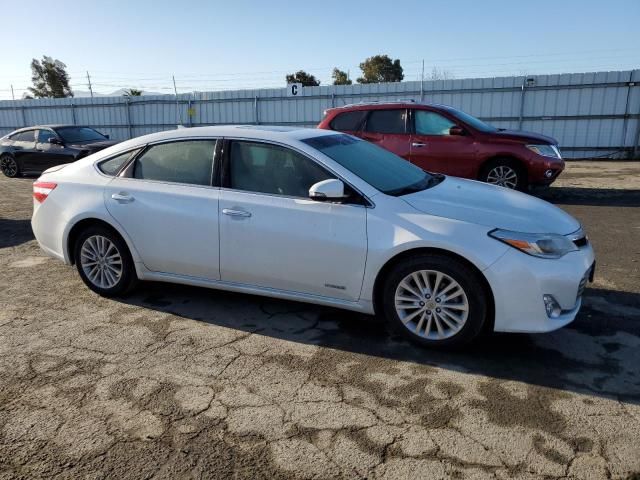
[0,70,638,156]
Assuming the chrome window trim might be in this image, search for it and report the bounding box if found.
[93,134,375,206]
[217,186,369,209]
[106,175,221,191]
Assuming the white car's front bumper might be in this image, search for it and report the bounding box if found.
[485,244,595,333]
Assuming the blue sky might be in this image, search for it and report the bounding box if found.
[1,0,638,98]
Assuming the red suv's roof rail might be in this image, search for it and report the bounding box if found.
[339,99,418,109]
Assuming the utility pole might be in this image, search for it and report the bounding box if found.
[420,59,425,102]
[10,84,18,127]
[173,75,183,125]
[86,71,93,98]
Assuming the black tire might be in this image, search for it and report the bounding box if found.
[73,225,138,297]
[0,154,20,178]
[382,254,488,349]
[480,158,527,191]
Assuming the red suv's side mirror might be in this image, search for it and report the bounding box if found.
[449,126,465,136]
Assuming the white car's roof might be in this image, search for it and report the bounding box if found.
[86,125,339,164]
[131,125,333,146]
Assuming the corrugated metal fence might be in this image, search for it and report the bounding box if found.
[1,69,639,159]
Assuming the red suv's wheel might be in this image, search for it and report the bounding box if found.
[480,158,527,190]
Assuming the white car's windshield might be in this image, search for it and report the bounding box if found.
[302,134,440,196]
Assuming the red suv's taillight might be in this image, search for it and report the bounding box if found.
[33,182,57,203]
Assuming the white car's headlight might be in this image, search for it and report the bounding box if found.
[489,229,577,259]
[526,144,561,159]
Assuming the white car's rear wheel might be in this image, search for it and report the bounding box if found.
[74,226,137,296]
[80,235,123,289]
[382,254,487,348]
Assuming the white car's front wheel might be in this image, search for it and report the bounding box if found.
[382,254,488,348]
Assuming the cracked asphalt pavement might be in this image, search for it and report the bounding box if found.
[1,161,639,479]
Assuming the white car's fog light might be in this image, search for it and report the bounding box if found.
[543,294,562,318]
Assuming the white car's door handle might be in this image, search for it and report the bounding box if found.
[111,192,134,203]
[411,142,427,148]
[222,208,251,218]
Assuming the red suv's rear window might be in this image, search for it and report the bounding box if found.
[329,111,367,131]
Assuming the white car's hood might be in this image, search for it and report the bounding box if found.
[402,176,580,235]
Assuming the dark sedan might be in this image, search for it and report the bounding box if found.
[0,125,118,177]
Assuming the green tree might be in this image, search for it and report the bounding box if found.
[123,88,142,97]
[332,68,352,85]
[286,70,320,86]
[357,55,404,84]
[28,56,73,98]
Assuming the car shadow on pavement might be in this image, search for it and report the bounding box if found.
[0,218,34,248]
[536,187,640,207]
[121,282,640,406]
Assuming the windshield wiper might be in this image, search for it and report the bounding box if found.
[388,174,444,196]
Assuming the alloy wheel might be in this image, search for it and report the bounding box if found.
[394,270,469,340]
[80,235,123,289]
[486,165,518,189]
[1,157,18,177]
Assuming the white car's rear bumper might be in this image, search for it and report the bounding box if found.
[485,245,595,333]
[32,198,69,264]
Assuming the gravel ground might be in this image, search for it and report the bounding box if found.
[0,161,639,479]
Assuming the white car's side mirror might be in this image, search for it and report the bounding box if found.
[309,179,346,201]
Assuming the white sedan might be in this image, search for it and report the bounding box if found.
[31,126,595,348]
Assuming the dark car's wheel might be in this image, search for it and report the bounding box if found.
[0,154,20,178]
[382,254,488,349]
[74,225,137,297]
[480,158,526,190]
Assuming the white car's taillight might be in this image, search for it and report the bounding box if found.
[33,182,57,203]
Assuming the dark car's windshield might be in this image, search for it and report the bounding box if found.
[444,107,497,133]
[55,127,107,143]
[302,134,440,196]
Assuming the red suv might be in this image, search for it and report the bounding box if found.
[318,101,564,190]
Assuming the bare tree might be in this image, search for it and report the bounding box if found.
[429,67,454,81]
